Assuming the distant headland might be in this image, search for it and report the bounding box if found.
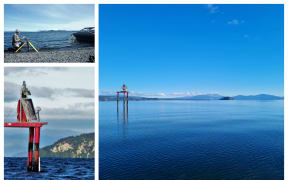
[99,93,284,101]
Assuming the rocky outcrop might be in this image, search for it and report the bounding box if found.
[40,133,94,158]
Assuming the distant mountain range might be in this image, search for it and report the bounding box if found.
[100,94,283,101]
[40,133,94,158]
[233,94,283,100]
[175,94,223,100]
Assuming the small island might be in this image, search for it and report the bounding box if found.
[219,96,234,100]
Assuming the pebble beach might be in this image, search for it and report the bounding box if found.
[4,47,94,63]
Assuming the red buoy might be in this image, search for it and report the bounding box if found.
[4,81,47,172]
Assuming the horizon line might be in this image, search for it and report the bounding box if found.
[99,92,284,98]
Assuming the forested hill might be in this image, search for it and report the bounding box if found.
[40,133,94,158]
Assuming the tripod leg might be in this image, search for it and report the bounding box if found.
[28,42,39,53]
[15,42,27,53]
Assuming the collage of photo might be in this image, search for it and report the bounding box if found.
[2,2,286,180]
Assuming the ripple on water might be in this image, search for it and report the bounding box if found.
[100,101,284,180]
[5,157,94,179]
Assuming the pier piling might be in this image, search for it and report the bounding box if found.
[116,83,129,122]
[123,91,126,104]
[5,122,47,172]
[33,127,40,172]
[116,83,129,109]
[27,127,34,171]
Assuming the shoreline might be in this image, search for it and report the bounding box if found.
[4,47,94,63]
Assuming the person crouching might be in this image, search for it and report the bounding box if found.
[12,29,24,51]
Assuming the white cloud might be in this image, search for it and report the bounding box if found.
[5,4,94,31]
[228,19,239,25]
[228,19,245,25]
[4,81,94,102]
[5,67,68,76]
[5,67,94,90]
[207,4,219,14]
[4,67,94,124]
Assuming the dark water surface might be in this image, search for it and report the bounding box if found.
[5,157,94,179]
[100,100,283,180]
[4,31,93,51]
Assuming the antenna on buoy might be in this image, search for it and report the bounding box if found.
[36,107,41,122]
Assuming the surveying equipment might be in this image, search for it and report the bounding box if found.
[15,38,39,53]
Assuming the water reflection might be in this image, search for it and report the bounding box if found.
[117,100,128,137]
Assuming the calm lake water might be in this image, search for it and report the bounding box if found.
[5,157,94,179]
[100,100,283,180]
[4,31,93,51]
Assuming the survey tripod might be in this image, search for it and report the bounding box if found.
[15,39,39,53]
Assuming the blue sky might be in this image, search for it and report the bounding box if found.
[4,4,94,31]
[4,67,94,157]
[99,4,284,97]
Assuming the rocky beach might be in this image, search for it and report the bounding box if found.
[4,47,94,63]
